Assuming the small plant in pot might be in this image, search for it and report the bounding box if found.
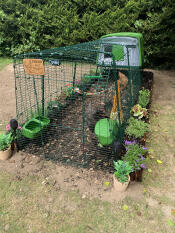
[0,132,13,160]
[1,119,22,160]
[113,160,132,192]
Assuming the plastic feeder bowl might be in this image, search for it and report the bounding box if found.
[94,118,118,146]
[22,116,50,139]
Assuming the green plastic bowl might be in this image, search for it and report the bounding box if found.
[94,118,118,146]
[22,116,50,139]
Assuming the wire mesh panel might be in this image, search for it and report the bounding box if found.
[14,39,142,171]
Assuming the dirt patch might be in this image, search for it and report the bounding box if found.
[0,64,16,122]
[0,151,144,202]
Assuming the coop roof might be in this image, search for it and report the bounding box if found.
[100,32,144,67]
[15,40,102,64]
[101,32,143,40]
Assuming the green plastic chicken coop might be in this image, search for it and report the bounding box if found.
[98,32,144,68]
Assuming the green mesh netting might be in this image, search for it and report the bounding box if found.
[13,39,142,172]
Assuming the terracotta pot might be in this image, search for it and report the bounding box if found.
[113,175,130,192]
[0,147,12,161]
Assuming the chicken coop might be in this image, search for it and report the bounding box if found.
[13,36,142,172]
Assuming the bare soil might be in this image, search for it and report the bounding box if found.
[0,64,16,121]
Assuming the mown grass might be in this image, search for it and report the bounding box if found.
[0,57,13,70]
[0,171,172,233]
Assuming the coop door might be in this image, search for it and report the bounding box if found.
[103,44,124,61]
[112,45,124,61]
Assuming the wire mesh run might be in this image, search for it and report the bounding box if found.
[14,39,142,172]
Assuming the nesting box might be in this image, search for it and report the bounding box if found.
[98,32,143,68]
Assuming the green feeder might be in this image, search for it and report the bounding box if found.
[94,118,118,146]
[22,116,50,139]
[85,75,101,79]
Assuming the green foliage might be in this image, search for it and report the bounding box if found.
[131,104,147,119]
[138,88,150,108]
[122,144,147,171]
[62,86,74,98]
[0,0,174,68]
[113,160,132,183]
[125,117,149,138]
[0,132,13,151]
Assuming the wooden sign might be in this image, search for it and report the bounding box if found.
[23,59,45,75]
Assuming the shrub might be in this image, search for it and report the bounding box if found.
[125,117,149,138]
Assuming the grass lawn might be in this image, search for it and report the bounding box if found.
[0,171,172,233]
[0,57,13,71]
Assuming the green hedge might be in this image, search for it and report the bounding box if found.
[0,0,174,68]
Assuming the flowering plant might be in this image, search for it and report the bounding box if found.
[6,124,22,132]
[5,121,22,143]
[122,143,148,171]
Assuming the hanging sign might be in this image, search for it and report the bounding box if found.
[23,59,45,75]
[49,59,61,66]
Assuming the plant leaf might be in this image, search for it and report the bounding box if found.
[98,143,103,148]
[168,219,174,226]
[157,160,163,164]
[123,204,129,211]
[171,209,175,216]
[148,168,152,173]
[104,181,110,187]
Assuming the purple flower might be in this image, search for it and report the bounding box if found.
[142,146,148,150]
[124,140,136,145]
[139,154,144,160]
[140,164,146,169]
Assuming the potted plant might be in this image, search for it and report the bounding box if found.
[113,160,132,192]
[0,132,13,160]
